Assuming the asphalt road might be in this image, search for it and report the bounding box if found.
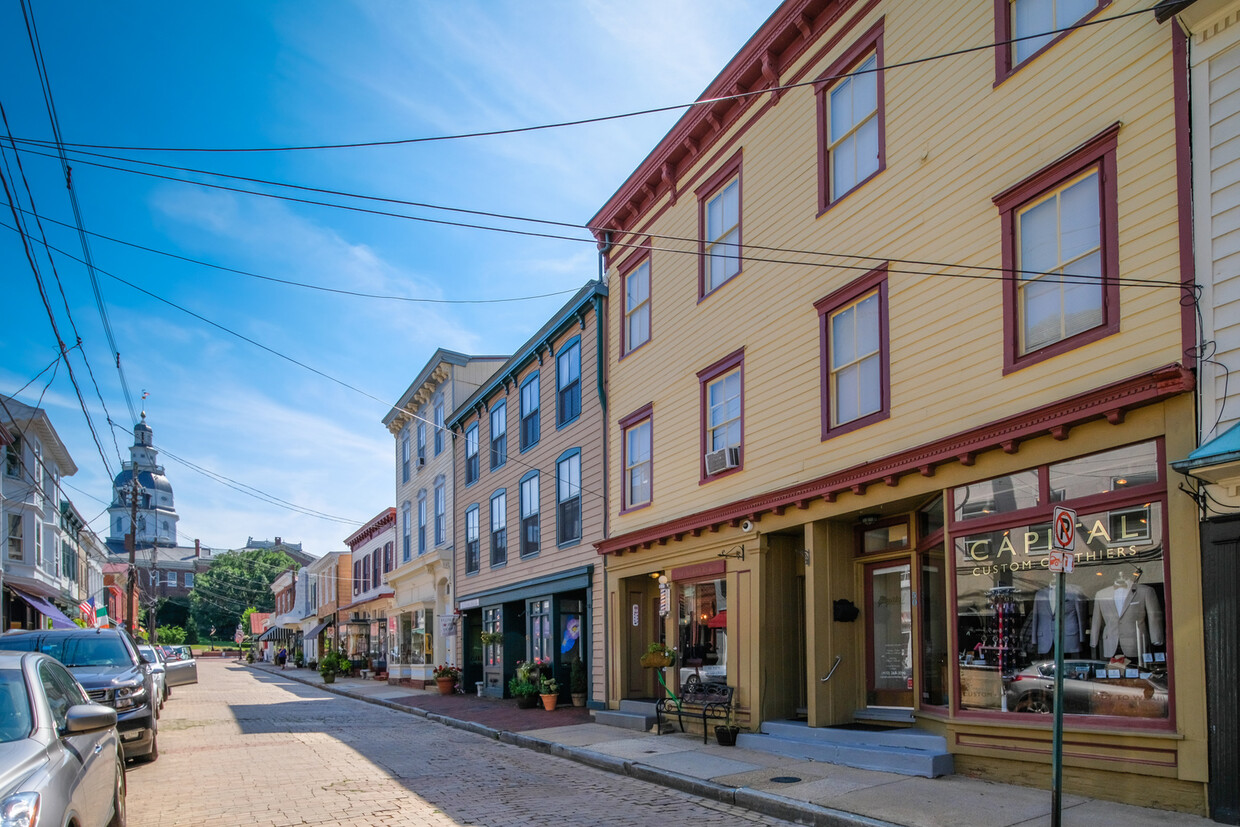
[124,658,797,826]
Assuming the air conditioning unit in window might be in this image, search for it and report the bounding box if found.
[704,446,740,475]
[417,455,426,467]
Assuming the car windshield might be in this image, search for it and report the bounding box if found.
[0,670,33,743]
[2,635,132,667]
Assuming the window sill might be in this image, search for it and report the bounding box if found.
[620,501,652,516]
[556,415,581,431]
[557,538,582,550]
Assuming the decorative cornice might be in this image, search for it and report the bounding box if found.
[598,365,1193,555]
[344,507,397,549]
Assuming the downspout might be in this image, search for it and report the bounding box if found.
[597,234,611,710]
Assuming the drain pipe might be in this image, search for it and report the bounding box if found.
[597,233,611,711]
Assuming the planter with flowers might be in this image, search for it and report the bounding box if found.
[433,663,461,695]
[540,677,560,711]
[509,660,541,708]
[480,631,503,647]
[640,642,676,669]
[570,655,587,707]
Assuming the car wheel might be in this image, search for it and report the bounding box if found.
[107,756,127,827]
[1015,692,1053,714]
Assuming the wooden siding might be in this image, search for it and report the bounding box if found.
[605,0,1187,535]
[452,304,605,599]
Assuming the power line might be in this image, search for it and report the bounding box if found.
[5,5,1156,155]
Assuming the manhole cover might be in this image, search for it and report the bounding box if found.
[769,776,802,784]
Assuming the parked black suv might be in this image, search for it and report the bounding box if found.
[0,626,158,761]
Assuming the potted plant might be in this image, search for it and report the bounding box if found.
[640,641,676,668]
[570,655,587,707]
[509,660,540,708]
[480,631,503,646]
[540,676,560,711]
[432,663,461,695]
[319,649,346,684]
[715,707,740,746]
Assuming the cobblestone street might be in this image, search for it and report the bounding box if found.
[125,659,796,826]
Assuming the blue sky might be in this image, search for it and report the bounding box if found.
[0,1,775,554]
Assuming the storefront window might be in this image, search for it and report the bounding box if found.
[530,599,552,664]
[920,546,948,706]
[953,470,1039,521]
[1049,441,1160,501]
[676,578,727,686]
[955,502,1168,719]
[409,610,427,664]
[482,608,501,667]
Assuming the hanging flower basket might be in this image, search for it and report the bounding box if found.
[640,650,675,669]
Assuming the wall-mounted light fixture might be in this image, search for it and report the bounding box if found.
[859,514,880,527]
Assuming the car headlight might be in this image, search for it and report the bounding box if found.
[115,683,147,710]
[0,792,39,827]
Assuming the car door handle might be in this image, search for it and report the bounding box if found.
[93,744,103,755]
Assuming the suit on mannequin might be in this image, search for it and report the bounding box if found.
[1028,584,1088,655]
[1091,579,1164,659]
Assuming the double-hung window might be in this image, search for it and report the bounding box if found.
[556,450,582,545]
[698,350,743,478]
[816,20,884,210]
[434,483,445,545]
[401,502,412,563]
[417,496,427,555]
[817,264,889,438]
[7,514,21,561]
[4,434,21,478]
[557,338,581,426]
[997,0,1104,80]
[401,428,411,483]
[994,125,1118,372]
[520,471,540,557]
[416,422,426,466]
[362,556,371,592]
[490,401,507,469]
[624,255,651,354]
[698,153,743,296]
[465,423,479,485]
[433,403,444,455]
[520,374,540,450]
[621,405,653,511]
[490,490,507,567]
[465,506,480,574]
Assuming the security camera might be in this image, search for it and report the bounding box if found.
[740,519,754,533]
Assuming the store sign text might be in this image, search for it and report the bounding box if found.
[963,516,1147,577]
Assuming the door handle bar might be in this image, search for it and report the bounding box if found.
[820,655,842,683]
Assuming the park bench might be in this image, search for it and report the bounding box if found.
[655,675,735,743]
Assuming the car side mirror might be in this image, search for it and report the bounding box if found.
[63,703,117,735]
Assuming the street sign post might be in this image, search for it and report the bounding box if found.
[1049,506,1076,827]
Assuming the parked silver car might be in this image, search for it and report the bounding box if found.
[137,645,168,711]
[159,645,197,688]
[0,650,126,827]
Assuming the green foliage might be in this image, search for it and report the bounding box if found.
[570,655,587,693]
[318,648,349,678]
[185,624,199,645]
[507,676,538,698]
[189,549,296,640]
[540,677,559,695]
[158,625,186,644]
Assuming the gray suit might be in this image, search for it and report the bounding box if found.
[1090,583,1164,659]
[1028,586,1088,654]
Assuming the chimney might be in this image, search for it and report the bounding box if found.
[275,536,281,546]
[195,539,201,557]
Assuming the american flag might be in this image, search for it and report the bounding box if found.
[78,597,97,628]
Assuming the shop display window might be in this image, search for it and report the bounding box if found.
[409,609,427,665]
[530,599,552,663]
[953,470,1039,521]
[676,578,728,687]
[483,607,501,668]
[953,442,1168,721]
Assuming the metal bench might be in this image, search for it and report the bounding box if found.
[655,675,735,743]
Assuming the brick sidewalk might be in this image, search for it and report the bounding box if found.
[386,690,593,731]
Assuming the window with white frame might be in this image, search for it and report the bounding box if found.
[418,496,427,555]
[827,54,879,201]
[703,177,740,293]
[557,338,581,426]
[465,506,480,574]
[4,433,21,477]
[625,258,651,354]
[401,427,411,483]
[184,571,194,588]
[434,403,445,454]
[434,483,445,545]
[698,350,744,478]
[490,400,507,470]
[520,472,539,557]
[402,502,412,563]
[1009,0,1099,67]
[416,422,426,465]
[557,451,582,545]
[624,415,652,509]
[520,374,540,450]
[465,423,479,485]
[830,291,882,424]
[707,372,741,452]
[490,490,507,567]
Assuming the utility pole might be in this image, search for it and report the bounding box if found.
[150,546,159,645]
[126,479,138,634]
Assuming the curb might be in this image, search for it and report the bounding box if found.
[246,664,894,827]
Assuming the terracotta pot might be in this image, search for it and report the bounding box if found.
[436,677,456,695]
[541,693,558,711]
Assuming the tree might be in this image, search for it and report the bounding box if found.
[188,548,295,641]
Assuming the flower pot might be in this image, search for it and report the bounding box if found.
[323,673,336,684]
[571,693,586,708]
[541,693,559,711]
[516,694,539,709]
[715,725,739,746]
[640,652,674,668]
[436,677,456,695]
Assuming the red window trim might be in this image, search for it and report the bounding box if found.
[696,150,744,301]
[993,123,1120,374]
[697,348,745,484]
[815,263,890,440]
[815,17,886,215]
[993,0,1110,86]
[619,402,654,514]
[617,239,652,359]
